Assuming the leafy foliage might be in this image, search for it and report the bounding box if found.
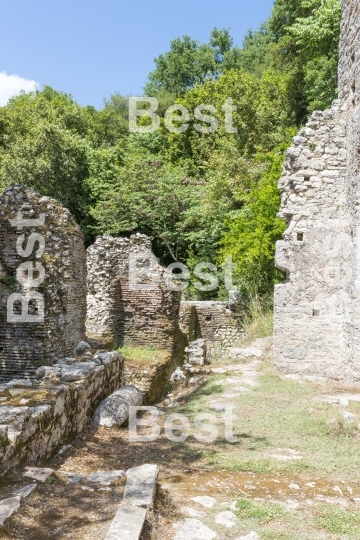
[0,0,342,302]
[144,28,242,96]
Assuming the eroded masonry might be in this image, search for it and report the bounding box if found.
[86,234,183,352]
[274,0,360,382]
[179,296,243,356]
[0,186,87,381]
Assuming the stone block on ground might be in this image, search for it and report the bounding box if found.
[170,367,186,383]
[104,505,147,540]
[13,485,37,499]
[23,467,54,483]
[86,470,125,486]
[94,385,143,427]
[215,510,237,528]
[55,471,84,485]
[185,339,207,365]
[0,497,21,526]
[123,464,159,508]
[173,518,217,540]
[208,403,233,413]
[229,347,262,359]
[342,410,356,423]
[191,496,217,508]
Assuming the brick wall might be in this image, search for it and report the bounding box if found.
[86,234,182,353]
[0,185,86,381]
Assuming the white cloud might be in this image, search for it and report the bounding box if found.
[0,71,39,106]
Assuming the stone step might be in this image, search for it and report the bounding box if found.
[0,496,21,526]
[123,464,158,508]
[104,505,147,540]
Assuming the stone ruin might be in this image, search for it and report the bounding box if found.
[0,185,86,381]
[86,234,183,353]
[274,0,360,383]
[179,296,243,357]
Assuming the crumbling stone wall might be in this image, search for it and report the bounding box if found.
[0,186,86,381]
[179,301,243,355]
[274,0,360,382]
[86,234,182,352]
[0,350,124,476]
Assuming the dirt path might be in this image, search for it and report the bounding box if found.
[3,339,360,539]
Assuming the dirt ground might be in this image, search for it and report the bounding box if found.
[3,341,360,539]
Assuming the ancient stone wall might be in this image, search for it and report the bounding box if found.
[0,186,86,381]
[0,351,124,476]
[179,301,243,355]
[86,234,182,352]
[273,0,360,382]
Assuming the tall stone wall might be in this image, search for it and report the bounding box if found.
[86,234,182,352]
[0,185,87,381]
[273,0,360,383]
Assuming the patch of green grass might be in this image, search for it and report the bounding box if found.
[256,370,309,397]
[0,275,16,291]
[239,297,274,344]
[118,345,167,362]
[45,476,54,484]
[227,458,274,474]
[236,499,288,524]
[315,505,360,535]
[260,532,292,540]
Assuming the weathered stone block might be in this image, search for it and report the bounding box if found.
[0,351,124,476]
[105,505,147,540]
[123,464,159,508]
[0,496,20,526]
[93,385,143,427]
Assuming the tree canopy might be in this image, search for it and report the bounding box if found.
[0,0,342,300]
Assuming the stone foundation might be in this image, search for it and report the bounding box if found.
[0,351,124,476]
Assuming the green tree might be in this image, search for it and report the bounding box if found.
[218,143,292,297]
[269,0,341,116]
[234,24,275,77]
[86,135,202,263]
[0,87,96,235]
[144,28,241,96]
[165,67,293,173]
[289,0,341,111]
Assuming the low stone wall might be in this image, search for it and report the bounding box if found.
[179,301,243,355]
[0,351,124,476]
[123,342,187,405]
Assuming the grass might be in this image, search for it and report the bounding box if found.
[118,345,168,363]
[145,325,360,539]
[173,364,360,479]
[191,368,360,537]
[236,499,288,524]
[315,505,360,535]
[240,296,274,344]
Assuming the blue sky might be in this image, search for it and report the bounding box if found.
[0,0,275,109]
